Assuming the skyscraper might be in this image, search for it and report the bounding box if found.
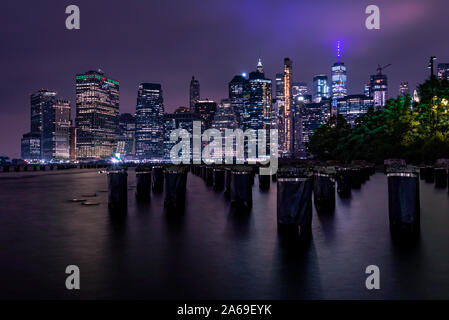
[135,83,165,160]
[337,95,373,126]
[193,99,217,130]
[190,76,200,110]
[331,41,348,99]
[399,81,410,96]
[247,59,272,131]
[42,99,71,161]
[30,89,57,137]
[229,74,249,128]
[75,70,119,160]
[370,73,388,109]
[313,75,330,103]
[281,58,293,156]
[116,113,135,157]
[21,132,41,161]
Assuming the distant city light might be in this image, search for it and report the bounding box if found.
[242,72,247,78]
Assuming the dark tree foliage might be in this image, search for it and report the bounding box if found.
[308,78,449,164]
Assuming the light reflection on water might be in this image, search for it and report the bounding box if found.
[0,169,448,299]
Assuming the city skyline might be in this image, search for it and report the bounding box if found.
[2,0,449,158]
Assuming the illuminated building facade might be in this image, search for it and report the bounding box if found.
[229,74,249,128]
[313,75,330,103]
[337,95,373,127]
[193,99,217,130]
[135,83,165,160]
[42,99,71,161]
[301,100,331,144]
[116,113,135,157]
[247,60,272,131]
[370,73,388,109]
[30,89,57,138]
[21,132,41,161]
[281,58,293,156]
[75,70,120,160]
[331,42,347,99]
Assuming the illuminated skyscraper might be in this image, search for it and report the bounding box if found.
[337,95,373,126]
[370,73,388,109]
[116,113,135,157]
[313,75,330,103]
[135,83,165,160]
[281,58,293,156]
[75,70,120,160]
[30,89,57,137]
[193,99,217,130]
[331,41,347,99]
[399,81,410,96]
[190,76,200,110]
[229,74,249,128]
[247,59,272,131]
[42,99,71,161]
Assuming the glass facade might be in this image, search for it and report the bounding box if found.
[75,70,120,160]
[313,75,330,103]
[228,75,249,128]
[370,74,388,109]
[42,99,71,161]
[337,95,373,127]
[135,83,165,160]
[116,113,135,157]
[331,62,347,99]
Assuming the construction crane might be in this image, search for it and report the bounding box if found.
[376,63,391,75]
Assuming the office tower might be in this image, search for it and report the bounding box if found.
[399,81,410,96]
[193,99,217,130]
[212,99,239,161]
[292,82,308,101]
[21,133,41,161]
[135,83,165,160]
[163,108,199,161]
[281,58,293,156]
[331,41,348,99]
[336,95,374,126]
[75,70,120,160]
[30,89,57,136]
[300,100,331,145]
[41,99,71,161]
[370,73,388,109]
[313,75,330,103]
[229,74,249,128]
[247,60,272,131]
[437,63,449,80]
[116,113,135,157]
[190,76,200,110]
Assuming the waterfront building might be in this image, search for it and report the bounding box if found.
[42,99,71,161]
[75,70,120,160]
[135,83,165,160]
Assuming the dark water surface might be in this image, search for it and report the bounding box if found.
[1,168,449,299]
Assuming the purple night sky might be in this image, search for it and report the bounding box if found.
[1,0,448,158]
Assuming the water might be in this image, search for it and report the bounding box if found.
[0,168,449,299]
